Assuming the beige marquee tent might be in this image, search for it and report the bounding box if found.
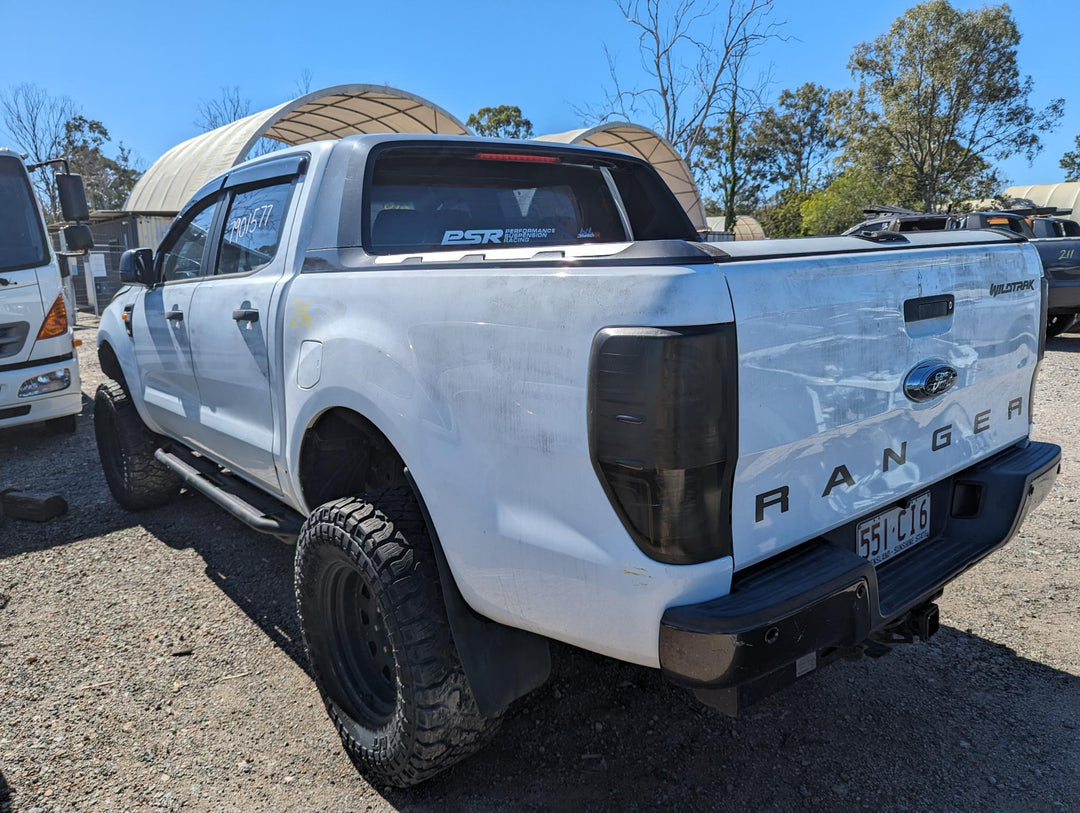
[536,123,706,230]
[124,87,708,234]
[1002,183,1080,223]
[125,84,471,214]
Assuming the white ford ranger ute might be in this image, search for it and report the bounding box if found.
[94,135,1060,787]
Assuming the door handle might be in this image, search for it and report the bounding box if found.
[232,309,259,322]
[165,309,184,321]
[904,294,954,322]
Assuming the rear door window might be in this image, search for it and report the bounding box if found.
[216,180,293,276]
[0,156,49,273]
[364,146,695,255]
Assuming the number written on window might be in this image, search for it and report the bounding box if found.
[227,204,275,244]
[217,182,292,276]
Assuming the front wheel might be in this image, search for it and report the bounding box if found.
[295,490,499,788]
[94,381,181,510]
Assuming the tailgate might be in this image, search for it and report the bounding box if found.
[0,266,45,365]
[720,237,1043,570]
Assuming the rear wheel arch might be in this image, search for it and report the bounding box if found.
[296,406,410,511]
[295,405,551,718]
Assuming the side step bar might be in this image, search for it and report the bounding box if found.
[154,448,305,542]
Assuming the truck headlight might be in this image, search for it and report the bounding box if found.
[18,368,71,398]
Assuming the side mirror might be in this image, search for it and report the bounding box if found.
[119,248,155,286]
[62,223,94,252]
[57,173,90,222]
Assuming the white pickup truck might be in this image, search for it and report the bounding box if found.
[95,135,1060,787]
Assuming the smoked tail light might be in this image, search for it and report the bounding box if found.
[588,324,738,565]
[36,293,69,340]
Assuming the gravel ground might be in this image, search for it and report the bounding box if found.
[0,314,1077,812]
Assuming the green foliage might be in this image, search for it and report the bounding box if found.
[755,187,813,237]
[750,83,843,194]
[62,115,141,211]
[466,105,534,139]
[799,166,890,236]
[1061,136,1080,182]
[847,0,1063,212]
[696,107,765,230]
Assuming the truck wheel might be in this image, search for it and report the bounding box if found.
[45,414,77,435]
[1046,314,1077,338]
[295,490,499,788]
[94,381,181,510]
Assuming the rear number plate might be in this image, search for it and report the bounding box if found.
[856,492,931,566]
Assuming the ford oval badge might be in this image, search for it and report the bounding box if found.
[904,360,958,402]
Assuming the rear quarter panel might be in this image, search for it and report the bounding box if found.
[279,262,737,667]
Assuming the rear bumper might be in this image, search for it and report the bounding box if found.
[658,440,1061,709]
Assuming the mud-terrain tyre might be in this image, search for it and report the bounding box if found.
[94,381,181,510]
[45,414,77,434]
[1046,314,1077,338]
[295,490,500,788]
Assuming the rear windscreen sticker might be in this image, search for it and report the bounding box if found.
[441,227,557,245]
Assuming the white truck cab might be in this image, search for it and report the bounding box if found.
[0,148,92,434]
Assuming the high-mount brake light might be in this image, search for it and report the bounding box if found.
[588,324,738,565]
[36,294,69,340]
[473,152,561,163]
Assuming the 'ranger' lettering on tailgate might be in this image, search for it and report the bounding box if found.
[754,396,1024,522]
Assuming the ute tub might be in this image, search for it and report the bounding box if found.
[658,440,1060,709]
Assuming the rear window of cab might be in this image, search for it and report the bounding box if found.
[363,145,697,255]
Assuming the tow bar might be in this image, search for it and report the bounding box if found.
[908,602,940,642]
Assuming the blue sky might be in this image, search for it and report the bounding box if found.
[0,0,1075,189]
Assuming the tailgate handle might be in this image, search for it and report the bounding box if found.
[904,294,954,322]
